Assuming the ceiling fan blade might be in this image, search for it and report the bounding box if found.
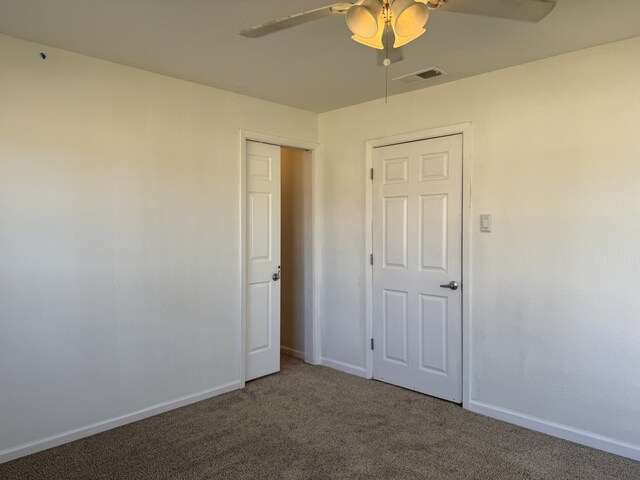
[240,2,353,38]
[436,0,556,22]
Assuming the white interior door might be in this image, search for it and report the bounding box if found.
[372,134,463,403]
[246,141,281,381]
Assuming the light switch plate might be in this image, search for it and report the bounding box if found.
[480,214,492,233]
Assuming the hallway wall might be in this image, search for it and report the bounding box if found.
[280,147,308,358]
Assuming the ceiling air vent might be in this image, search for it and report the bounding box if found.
[393,67,447,85]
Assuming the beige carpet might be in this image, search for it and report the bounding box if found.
[1,355,638,479]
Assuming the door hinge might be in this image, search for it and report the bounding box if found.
[370,338,374,350]
[370,168,374,180]
[370,253,374,265]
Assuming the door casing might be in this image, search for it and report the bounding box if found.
[365,123,472,409]
[240,130,322,384]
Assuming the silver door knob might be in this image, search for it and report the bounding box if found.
[272,265,281,281]
[440,281,459,290]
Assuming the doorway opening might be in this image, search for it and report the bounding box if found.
[240,132,321,383]
[280,147,311,361]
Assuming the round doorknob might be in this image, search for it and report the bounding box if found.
[272,266,281,281]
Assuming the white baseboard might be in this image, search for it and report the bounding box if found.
[320,357,368,379]
[281,345,305,360]
[0,380,243,464]
[469,400,640,462]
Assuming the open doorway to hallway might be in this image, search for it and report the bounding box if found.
[280,147,311,361]
[244,138,315,381]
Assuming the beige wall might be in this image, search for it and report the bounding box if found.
[318,36,640,457]
[280,148,308,357]
[0,33,317,460]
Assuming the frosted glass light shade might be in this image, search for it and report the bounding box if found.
[346,0,383,39]
[390,0,429,37]
[393,27,426,48]
[346,0,430,50]
[351,13,385,49]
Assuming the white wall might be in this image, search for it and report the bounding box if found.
[2,28,639,463]
[0,33,317,461]
[280,148,307,358]
[318,36,640,458]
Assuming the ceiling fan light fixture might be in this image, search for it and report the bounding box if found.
[346,0,384,38]
[351,12,385,49]
[392,27,426,48]
[391,0,429,37]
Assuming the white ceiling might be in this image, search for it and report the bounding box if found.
[1,0,639,112]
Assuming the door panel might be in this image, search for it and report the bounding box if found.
[383,196,408,269]
[383,156,409,184]
[373,134,462,403]
[419,294,448,374]
[420,194,448,271]
[249,192,272,261]
[246,141,281,381]
[383,289,409,365]
[248,282,271,353]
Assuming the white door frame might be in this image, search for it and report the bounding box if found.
[240,130,323,383]
[365,123,472,409]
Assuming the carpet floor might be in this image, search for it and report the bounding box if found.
[1,355,639,479]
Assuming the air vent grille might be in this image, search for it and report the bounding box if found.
[417,68,445,80]
[393,67,447,85]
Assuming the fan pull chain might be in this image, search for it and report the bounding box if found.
[384,20,390,103]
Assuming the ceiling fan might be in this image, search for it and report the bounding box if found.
[240,0,557,52]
